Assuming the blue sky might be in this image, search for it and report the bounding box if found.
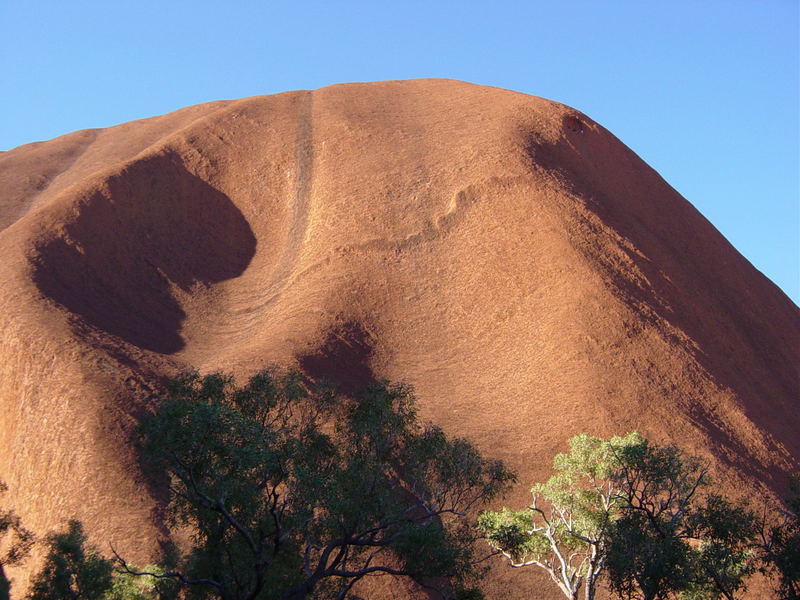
[1,1,797,303]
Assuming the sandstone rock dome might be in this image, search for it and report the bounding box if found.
[0,79,797,598]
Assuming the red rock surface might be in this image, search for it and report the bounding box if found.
[0,79,797,598]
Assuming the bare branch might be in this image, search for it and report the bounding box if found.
[111,546,223,590]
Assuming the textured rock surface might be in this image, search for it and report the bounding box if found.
[1,79,797,598]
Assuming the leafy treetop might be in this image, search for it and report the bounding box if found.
[122,370,515,600]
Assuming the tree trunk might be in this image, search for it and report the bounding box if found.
[569,580,581,600]
[556,580,580,600]
[584,572,595,600]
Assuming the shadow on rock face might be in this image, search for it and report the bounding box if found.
[524,121,800,492]
[298,322,377,395]
[32,151,257,354]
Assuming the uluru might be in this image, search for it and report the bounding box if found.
[0,79,797,598]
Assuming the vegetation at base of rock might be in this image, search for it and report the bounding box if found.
[476,432,626,600]
[0,481,34,600]
[3,389,797,599]
[759,476,800,600]
[477,432,792,600]
[27,520,112,600]
[22,518,170,600]
[122,370,515,599]
[603,437,758,600]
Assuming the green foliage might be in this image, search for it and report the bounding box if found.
[605,435,760,600]
[104,564,177,600]
[761,477,800,600]
[682,495,759,600]
[27,520,113,600]
[131,370,515,600]
[606,511,693,600]
[105,571,150,600]
[25,518,172,600]
[475,508,546,565]
[480,432,765,600]
[477,433,641,600]
[605,434,708,600]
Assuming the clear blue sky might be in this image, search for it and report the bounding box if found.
[1,1,797,303]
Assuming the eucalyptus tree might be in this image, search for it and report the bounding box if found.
[604,434,708,600]
[477,433,638,600]
[120,370,514,600]
[604,434,759,600]
[681,495,759,600]
[479,432,762,600]
[759,477,800,600]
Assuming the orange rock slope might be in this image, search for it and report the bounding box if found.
[0,79,797,597]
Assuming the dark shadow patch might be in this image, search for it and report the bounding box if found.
[298,322,377,395]
[32,151,256,354]
[563,114,585,133]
